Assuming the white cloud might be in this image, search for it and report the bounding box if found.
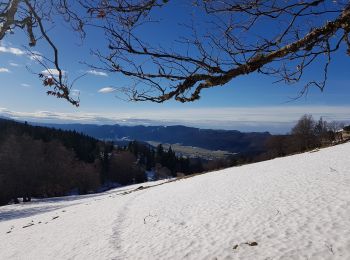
[9,62,20,67]
[0,46,25,55]
[71,89,80,97]
[98,87,116,93]
[87,70,108,77]
[41,69,66,77]
[28,51,43,62]
[21,83,31,88]
[0,67,10,73]
[0,44,43,62]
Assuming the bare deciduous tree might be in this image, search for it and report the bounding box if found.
[291,114,317,151]
[1,1,350,104]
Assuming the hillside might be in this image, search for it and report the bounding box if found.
[0,118,103,205]
[0,118,99,163]
[1,143,350,259]
[38,123,271,154]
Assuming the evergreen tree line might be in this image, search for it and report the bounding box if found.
[0,119,147,205]
[0,119,99,163]
[0,119,223,206]
[123,141,249,178]
[125,141,192,177]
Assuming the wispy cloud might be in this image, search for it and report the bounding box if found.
[98,87,116,93]
[0,106,349,133]
[28,51,43,62]
[87,70,108,77]
[9,62,20,67]
[71,89,80,97]
[0,67,10,73]
[0,44,43,62]
[41,69,66,77]
[20,83,31,88]
[0,46,25,55]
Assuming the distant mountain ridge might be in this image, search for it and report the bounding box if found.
[38,123,271,154]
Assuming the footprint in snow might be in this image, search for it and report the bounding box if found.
[233,241,258,251]
[6,226,15,234]
[22,223,35,229]
[330,167,337,173]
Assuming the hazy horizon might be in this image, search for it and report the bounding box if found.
[1,105,349,134]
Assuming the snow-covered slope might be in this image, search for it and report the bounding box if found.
[1,143,350,260]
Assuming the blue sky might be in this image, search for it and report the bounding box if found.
[0,2,349,133]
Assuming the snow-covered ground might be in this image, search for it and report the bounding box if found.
[1,143,350,260]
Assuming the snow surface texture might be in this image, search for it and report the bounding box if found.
[1,143,350,260]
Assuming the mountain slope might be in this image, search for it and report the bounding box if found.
[1,143,350,259]
[38,123,271,154]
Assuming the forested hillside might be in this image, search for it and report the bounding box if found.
[39,123,271,154]
[0,118,102,205]
[2,115,346,207]
[0,119,230,206]
[0,118,99,163]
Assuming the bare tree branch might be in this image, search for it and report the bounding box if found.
[1,1,350,104]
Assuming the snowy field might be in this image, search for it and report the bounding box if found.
[1,143,350,260]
